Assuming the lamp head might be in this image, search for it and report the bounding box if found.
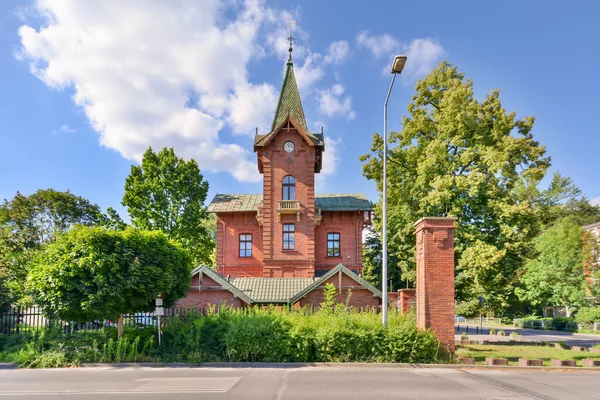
[391,55,407,74]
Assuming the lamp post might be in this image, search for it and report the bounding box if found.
[382,55,407,326]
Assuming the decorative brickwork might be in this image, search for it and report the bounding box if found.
[414,217,457,352]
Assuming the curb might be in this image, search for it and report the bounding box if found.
[74,362,600,372]
[1,361,599,371]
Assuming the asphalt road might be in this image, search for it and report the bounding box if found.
[0,366,599,399]
[455,325,600,346]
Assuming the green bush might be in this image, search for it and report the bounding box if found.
[574,307,600,323]
[522,316,577,331]
[0,307,445,367]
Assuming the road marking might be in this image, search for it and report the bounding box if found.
[0,389,229,396]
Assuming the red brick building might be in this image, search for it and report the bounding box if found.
[178,52,380,308]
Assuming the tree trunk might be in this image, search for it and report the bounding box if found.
[118,313,124,338]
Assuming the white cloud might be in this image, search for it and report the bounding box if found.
[294,53,325,92]
[321,137,341,176]
[227,83,278,135]
[52,124,75,135]
[324,40,350,64]
[356,32,445,82]
[316,84,356,120]
[316,136,342,189]
[356,31,399,59]
[402,38,446,81]
[16,0,304,182]
[591,197,600,206]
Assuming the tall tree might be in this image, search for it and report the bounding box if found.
[122,147,214,266]
[0,189,105,305]
[361,61,550,315]
[516,217,592,317]
[28,226,191,337]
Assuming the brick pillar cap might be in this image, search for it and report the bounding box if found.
[398,288,416,293]
[414,216,457,230]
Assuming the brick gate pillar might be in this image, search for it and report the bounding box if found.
[414,217,457,352]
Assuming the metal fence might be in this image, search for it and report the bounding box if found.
[0,306,205,335]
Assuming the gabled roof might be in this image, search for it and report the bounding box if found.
[190,266,253,305]
[207,194,373,213]
[289,264,382,304]
[254,118,324,149]
[230,277,314,303]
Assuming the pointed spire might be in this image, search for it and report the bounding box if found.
[271,22,307,133]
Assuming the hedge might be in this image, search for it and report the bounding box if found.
[0,306,446,367]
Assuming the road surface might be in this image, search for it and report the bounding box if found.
[0,366,599,399]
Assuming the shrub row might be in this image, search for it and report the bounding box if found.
[0,307,445,367]
[522,317,577,331]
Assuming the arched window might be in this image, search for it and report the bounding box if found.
[282,175,296,200]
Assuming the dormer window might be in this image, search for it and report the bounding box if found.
[282,175,296,200]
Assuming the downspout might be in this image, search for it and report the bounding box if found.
[220,218,227,276]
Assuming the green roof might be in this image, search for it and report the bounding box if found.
[207,194,262,213]
[207,194,372,213]
[253,56,324,149]
[271,56,307,133]
[315,194,373,211]
[230,277,314,303]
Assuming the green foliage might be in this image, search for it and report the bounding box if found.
[100,207,127,231]
[321,283,337,311]
[122,147,214,266]
[362,227,407,290]
[516,217,590,317]
[360,62,598,317]
[574,307,600,323]
[0,327,156,367]
[521,316,577,331]
[0,189,108,307]
[0,308,444,367]
[28,226,191,322]
[361,62,551,314]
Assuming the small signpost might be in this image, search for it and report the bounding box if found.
[155,297,163,345]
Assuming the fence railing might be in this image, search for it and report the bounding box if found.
[0,306,207,336]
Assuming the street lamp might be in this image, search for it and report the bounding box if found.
[382,54,407,326]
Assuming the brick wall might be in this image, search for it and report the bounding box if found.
[177,275,243,308]
[414,217,457,352]
[258,127,316,277]
[315,211,364,274]
[296,273,380,309]
[216,212,263,277]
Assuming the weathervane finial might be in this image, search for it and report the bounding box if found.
[287,20,296,60]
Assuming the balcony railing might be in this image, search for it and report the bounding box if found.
[277,200,301,221]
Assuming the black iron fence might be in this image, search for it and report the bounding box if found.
[0,306,204,335]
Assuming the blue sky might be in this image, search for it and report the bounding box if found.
[1,0,599,219]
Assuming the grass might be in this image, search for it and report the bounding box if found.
[456,344,600,366]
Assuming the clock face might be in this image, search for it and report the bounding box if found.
[284,141,295,153]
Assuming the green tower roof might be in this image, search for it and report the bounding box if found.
[270,55,308,133]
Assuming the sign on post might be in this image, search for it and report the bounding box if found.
[155,298,163,306]
[155,306,164,316]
